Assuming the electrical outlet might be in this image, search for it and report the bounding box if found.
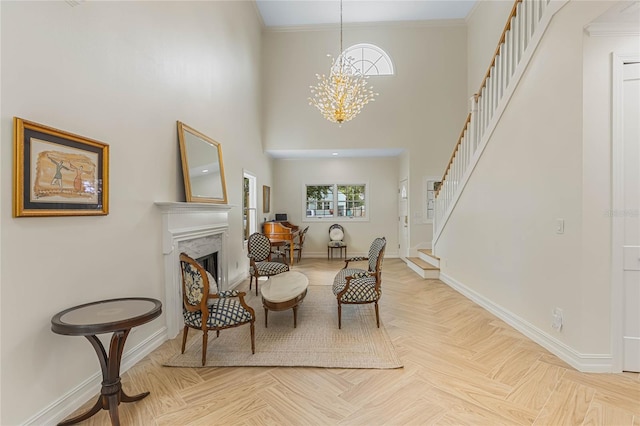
[552,308,563,331]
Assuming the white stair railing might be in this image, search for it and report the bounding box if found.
[433,0,568,242]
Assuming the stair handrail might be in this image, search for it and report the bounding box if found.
[436,0,521,197]
[433,0,568,242]
[476,0,522,102]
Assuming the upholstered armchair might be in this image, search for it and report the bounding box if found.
[247,232,290,295]
[332,237,386,329]
[179,253,255,366]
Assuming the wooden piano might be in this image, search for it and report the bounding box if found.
[263,221,300,264]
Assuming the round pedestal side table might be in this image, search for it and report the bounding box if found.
[51,297,162,426]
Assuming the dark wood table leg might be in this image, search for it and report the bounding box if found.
[264,306,269,328]
[121,390,150,402]
[57,398,102,426]
[58,329,150,426]
[293,306,298,328]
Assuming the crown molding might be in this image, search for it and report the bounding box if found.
[585,22,640,37]
[264,18,466,33]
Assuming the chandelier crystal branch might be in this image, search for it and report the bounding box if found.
[308,0,378,124]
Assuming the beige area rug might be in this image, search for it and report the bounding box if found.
[163,285,403,369]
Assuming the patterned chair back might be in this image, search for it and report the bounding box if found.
[180,253,212,310]
[247,233,271,262]
[368,237,387,273]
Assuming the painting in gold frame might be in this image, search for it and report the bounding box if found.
[263,185,270,213]
[13,117,109,217]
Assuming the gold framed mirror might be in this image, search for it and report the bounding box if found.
[177,121,228,204]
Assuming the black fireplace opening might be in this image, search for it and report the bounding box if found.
[196,252,218,284]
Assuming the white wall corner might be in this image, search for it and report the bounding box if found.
[439,272,614,373]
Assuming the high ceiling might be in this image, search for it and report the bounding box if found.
[258,0,477,158]
[255,0,477,28]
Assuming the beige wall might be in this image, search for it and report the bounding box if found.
[4,0,628,421]
[0,1,267,424]
[262,22,468,252]
[434,1,633,366]
[272,157,400,258]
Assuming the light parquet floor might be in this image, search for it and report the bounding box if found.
[69,258,639,425]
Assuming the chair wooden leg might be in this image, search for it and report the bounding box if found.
[250,322,255,354]
[201,330,208,366]
[249,275,253,291]
[181,326,189,354]
[375,302,380,328]
[338,302,342,329]
[216,330,220,337]
[255,278,259,296]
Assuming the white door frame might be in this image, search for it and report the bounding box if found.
[243,170,258,245]
[399,178,409,259]
[611,52,639,372]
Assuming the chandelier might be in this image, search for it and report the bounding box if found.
[308,0,378,124]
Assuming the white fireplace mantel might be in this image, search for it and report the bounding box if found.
[155,202,234,338]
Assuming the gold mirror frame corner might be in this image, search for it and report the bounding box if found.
[177,121,228,204]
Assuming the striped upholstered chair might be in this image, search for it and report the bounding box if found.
[179,253,255,366]
[247,232,290,296]
[332,237,386,329]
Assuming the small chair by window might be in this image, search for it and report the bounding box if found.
[247,233,290,295]
[179,253,255,366]
[328,224,347,259]
[332,237,386,329]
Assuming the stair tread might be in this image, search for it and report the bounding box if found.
[407,257,440,270]
[418,249,440,260]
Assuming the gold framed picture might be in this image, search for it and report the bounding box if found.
[13,117,109,217]
[263,185,270,213]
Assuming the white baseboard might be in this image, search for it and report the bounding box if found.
[439,272,613,373]
[25,326,168,426]
[228,271,250,290]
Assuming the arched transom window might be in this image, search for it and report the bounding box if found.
[343,43,394,76]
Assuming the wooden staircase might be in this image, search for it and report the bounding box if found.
[406,249,440,279]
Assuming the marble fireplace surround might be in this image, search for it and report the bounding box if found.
[155,202,232,338]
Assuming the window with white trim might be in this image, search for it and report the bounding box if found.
[343,43,394,76]
[305,184,368,220]
[243,171,257,241]
[422,176,441,224]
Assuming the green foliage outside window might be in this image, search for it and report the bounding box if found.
[338,185,366,217]
[306,184,366,218]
